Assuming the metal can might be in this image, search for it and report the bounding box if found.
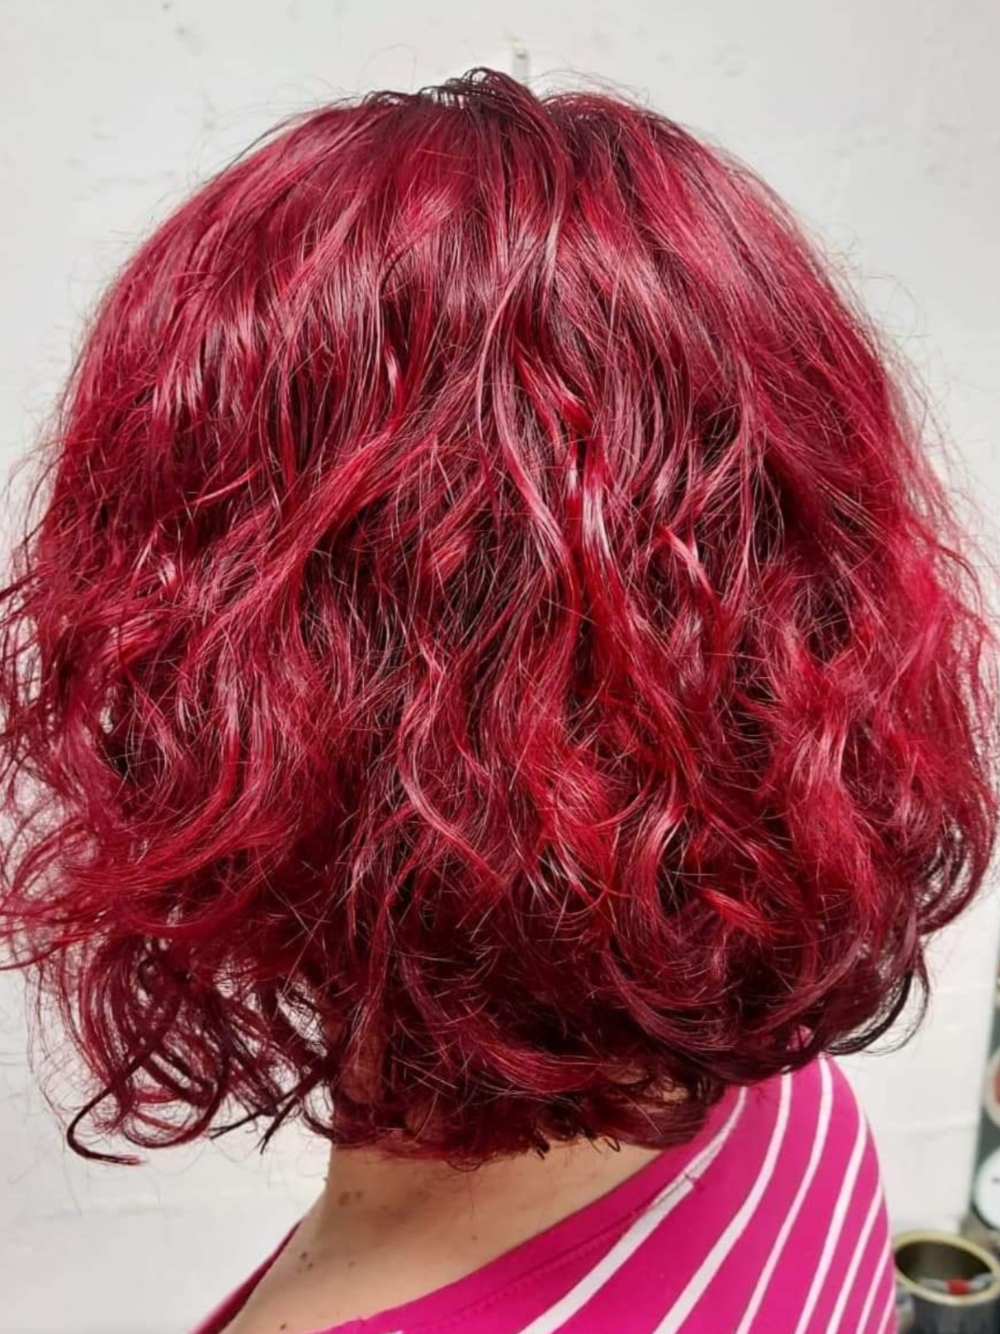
[894,1231,1000,1334]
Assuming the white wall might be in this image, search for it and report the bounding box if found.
[1,3,999,1330]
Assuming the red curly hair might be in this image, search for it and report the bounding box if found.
[1,69,996,1164]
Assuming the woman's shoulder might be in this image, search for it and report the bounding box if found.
[658,1057,894,1332]
[703,1055,887,1235]
[788,1053,870,1116]
[741,1055,881,1168]
[738,1056,891,1276]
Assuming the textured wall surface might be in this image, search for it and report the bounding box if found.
[1,2,998,1330]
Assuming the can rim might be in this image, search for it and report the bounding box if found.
[894,1229,1000,1308]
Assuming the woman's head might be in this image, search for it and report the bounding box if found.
[1,69,995,1163]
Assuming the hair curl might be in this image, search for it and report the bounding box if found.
[1,69,996,1164]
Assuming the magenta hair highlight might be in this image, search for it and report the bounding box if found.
[0,70,996,1163]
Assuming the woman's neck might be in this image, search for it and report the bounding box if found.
[313,1134,662,1254]
[223,1135,664,1334]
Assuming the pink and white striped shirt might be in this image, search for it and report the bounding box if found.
[194,1057,896,1334]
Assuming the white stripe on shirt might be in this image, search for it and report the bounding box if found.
[734,1057,834,1334]
[790,1099,869,1334]
[515,1088,749,1334]
[856,1248,893,1334]
[653,1073,792,1334]
[826,1185,886,1334]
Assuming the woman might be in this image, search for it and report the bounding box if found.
[1,69,995,1333]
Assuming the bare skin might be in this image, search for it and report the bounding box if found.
[220,1137,664,1334]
